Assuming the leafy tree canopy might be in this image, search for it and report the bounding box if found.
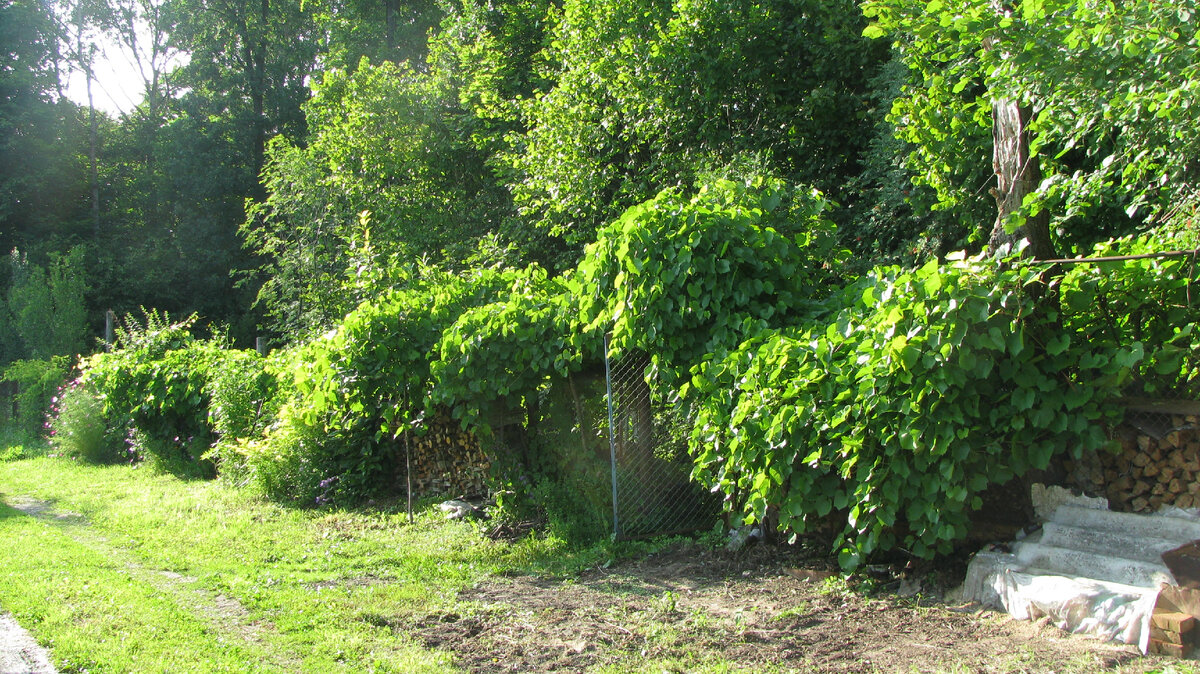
[863,0,1200,251]
[242,59,510,336]
[503,0,887,269]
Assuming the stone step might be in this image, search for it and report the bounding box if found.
[1012,540,1174,588]
[1050,504,1200,542]
[1032,522,1189,565]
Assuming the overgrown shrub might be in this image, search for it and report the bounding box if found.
[6,246,88,361]
[204,349,289,481]
[430,267,586,430]
[254,267,521,503]
[75,311,223,477]
[229,400,334,502]
[1059,232,1200,398]
[245,177,844,520]
[577,177,846,379]
[690,233,1200,570]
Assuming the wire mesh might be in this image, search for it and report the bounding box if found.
[604,337,720,539]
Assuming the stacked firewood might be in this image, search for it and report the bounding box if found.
[1064,404,1200,514]
[400,415,490,498]
[1150,610,1195,657]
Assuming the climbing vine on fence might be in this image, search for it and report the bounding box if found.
[689,248,1158,569]
[431,266,587,430]
[577,177,847,378]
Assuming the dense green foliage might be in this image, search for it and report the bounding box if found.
[1,357,70,438]
[690,231,1200,568]
[6,247,88,360]
[243,61,508,334]
[202,347,284,481]
[72,312,223,475]
[9,0,1200,567]
[246,267,520,501]
[0,0,93,259]
[431,267,583,428]
[1,247,88,437]
[863,0,1200,250]
[578,178,844,379]
[504,0,886,267]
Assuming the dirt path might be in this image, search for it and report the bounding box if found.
[0,613,57,674]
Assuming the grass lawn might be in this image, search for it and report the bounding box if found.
[0,447,613,673]
[3,441,1200,674]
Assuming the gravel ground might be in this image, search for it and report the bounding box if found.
[0,613,56,674]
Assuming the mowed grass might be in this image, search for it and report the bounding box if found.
[0,452,604,673]
[6,447,1197,674]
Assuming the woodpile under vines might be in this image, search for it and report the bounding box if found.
[399,414,490,498]
[1064,401,1200,514]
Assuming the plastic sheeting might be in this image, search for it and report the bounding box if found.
[955,549,1158,652]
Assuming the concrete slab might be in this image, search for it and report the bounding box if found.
[1033,522,1186,564]
[956,484,1200,653]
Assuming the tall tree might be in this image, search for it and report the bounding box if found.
[105,0,182,120]
[306,0,443,69]
[167,0,319,185]
[81,0,322,333]
[502,0,888,269]
[0,0,92,256]
[243,59,509,335]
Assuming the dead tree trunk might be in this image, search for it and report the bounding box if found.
[986,1,1055,260]
[988,98,1055,259]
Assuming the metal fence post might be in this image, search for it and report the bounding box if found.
[604,333,622,539]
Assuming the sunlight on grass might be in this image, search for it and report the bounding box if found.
[0,456,590,673]
[1,455,1186,674]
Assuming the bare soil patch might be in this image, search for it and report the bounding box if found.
[400,543,1160,673]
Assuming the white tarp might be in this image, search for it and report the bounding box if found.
[951,484,1200,654]
[956,549,1158,652]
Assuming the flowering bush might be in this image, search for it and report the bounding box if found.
[47,377,123,463]
[67,311,226,477]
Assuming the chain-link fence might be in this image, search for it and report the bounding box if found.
[604,336,720,539]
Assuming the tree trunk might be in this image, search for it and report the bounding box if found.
[988,98,1055,259]
[385,0,398,56]
[74,27,101,241]
[613,357,654,473]
[249,0,269,192]
[87,66,100,240]
[986,1,1055,260]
